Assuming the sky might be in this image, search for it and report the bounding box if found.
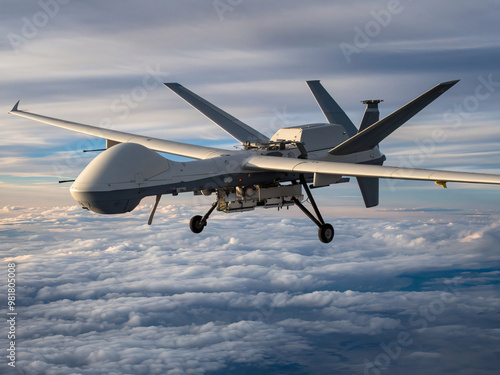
[1,0,500,374]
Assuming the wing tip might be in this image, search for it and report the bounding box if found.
[441,79,460,87]
[163,82,180,88]
[8,100,20,114]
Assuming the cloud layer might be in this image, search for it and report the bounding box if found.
[1,204,499,374]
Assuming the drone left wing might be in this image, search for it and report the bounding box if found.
[8,101,227,160]
[244,155,500,185]
[164,83,269,144]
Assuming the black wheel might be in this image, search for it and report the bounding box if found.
[190,215,206,234]
[318,223,334,243]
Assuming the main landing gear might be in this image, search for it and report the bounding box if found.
[291,175,335,243]
[189,201,217,234]
[188,175,334,243]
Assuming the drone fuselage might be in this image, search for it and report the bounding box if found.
[70,123,384,214]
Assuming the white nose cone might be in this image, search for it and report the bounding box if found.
[71,142,170,192]
[70,142,171,214]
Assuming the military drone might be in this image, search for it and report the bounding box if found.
[10,80,500,242]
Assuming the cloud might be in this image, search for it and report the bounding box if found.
[2,1,500,373]
[1,205,500,374]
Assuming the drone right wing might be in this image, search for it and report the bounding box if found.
[244,155,500,186]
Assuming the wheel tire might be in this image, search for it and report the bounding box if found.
[318,223,334,243]
[190,215,205,234]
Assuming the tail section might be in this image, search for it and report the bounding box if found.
[357,176,380,208]
[306,80,358,137]
[328,80,459,155]
[306,79,459,208]
[357,99,383,207]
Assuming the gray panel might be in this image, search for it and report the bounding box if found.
[329,80,459,155]
[164,83,268,143]
[306,80,358,137]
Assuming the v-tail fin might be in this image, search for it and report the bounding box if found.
[306,80,358,137]
[329,80,459,156]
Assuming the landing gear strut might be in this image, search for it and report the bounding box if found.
[190,201,217,234]
[292,175,335,243]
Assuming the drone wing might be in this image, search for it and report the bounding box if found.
[164,83,269,144]
[244,156,500,186]
[8,101,227,160]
